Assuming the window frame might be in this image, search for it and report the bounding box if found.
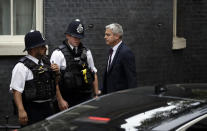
[0,0,43,55]
[172,0,186,50]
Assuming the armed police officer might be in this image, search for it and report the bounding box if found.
[50,19,99,110]
[10,30,60,126]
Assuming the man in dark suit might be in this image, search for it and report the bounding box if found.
[102,23,137,94]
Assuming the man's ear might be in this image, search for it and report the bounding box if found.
[66,34,70,39]
[114,34,120,40]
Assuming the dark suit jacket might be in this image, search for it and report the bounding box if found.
[102,42,137,94]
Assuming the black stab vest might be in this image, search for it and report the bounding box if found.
[58,41,94,93]
[19,56,56,102]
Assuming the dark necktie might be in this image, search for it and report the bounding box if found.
[107,48,113,71]
[38,59,41,65]
[73,47,78,54]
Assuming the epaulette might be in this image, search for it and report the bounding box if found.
[19,56,28,63]
[19,57,37,70]
[57,44,67,51]
[84,47,89,51]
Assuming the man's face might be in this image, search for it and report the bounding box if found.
[104,29,119,46]
[66,34,81,47]
[35,45,47,59]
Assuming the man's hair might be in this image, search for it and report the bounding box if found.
[105,23,123,38]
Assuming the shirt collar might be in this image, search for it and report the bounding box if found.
[26,55,39,64]
[66,41,77,50]
[112,40,122,52]
[69,43,74,50]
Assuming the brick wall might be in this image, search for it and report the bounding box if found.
[173,0,207,83]
[44,0,173,87]
[0,56,20,125]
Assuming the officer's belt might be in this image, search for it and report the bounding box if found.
[33,98,52,103]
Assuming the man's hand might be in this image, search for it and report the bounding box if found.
[51,63,60,73]
[13,90,28,125]
[57,98,69,111]
[56,84,69,111]
[18,109,28,125]
[94,90,101,98]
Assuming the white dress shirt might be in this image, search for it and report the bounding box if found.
[50,44,97,73]
[10,55,41,93]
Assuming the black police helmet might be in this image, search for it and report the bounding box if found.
[24,30,46,52]
[65,19,84,39]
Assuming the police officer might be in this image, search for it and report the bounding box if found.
[50,19,99,110]
[10,30,59,126]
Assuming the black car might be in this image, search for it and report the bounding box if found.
[18,83,207,131]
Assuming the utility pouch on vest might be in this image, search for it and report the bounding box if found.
[23,80,37,102]
[75,73,83,87]
[63,71,75,89]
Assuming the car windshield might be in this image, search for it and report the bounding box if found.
[120,85,207,131]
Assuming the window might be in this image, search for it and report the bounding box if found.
[0,0,43,55]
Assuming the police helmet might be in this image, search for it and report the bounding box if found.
[24,30,46,52]
[65,19,84,39]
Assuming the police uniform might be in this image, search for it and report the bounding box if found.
[50,44,97,74]
[50,19,97,107]
[10,31,56,126]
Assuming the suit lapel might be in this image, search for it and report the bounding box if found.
[107,42,123,74]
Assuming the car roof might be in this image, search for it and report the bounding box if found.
[19,83,207,131]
